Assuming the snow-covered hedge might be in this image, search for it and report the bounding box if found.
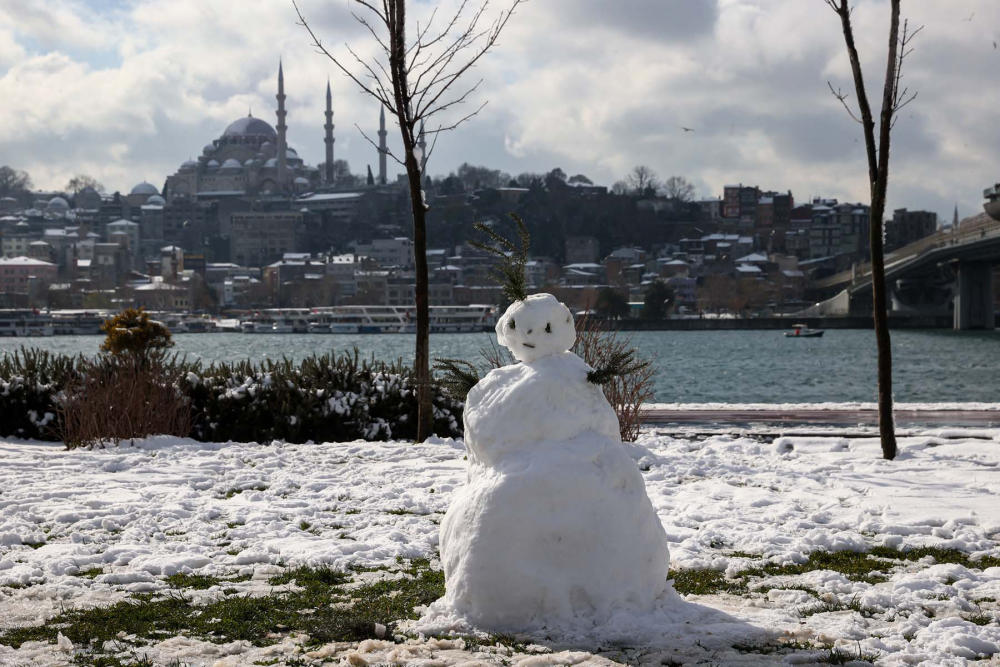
[0,348,463,444]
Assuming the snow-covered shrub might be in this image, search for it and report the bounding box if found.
[184,350,463,443]
[0,348,463,445]
[0,349,79,440]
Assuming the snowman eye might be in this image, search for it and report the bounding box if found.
[509,319,515,330]
[545,322,552,333]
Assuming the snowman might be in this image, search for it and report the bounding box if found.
[434,218,671,630]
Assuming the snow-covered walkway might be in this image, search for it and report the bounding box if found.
[1,427,999,665]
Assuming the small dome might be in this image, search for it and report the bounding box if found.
[203,144,215,155]
[181,160,197,170]
[130,182,159,196]
[244,159,256,167]
[47,196,70,210]
[146,195,166,206]
[207,159,220,168]
[221,158,243,170]
[223,116,277,138]
[78,186,99,196]
[261,141,274,150]
[287,147,298,156]
[294,176,309,185]
[264,158,277,168]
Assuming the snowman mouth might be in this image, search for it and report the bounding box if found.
[522,343,536,349]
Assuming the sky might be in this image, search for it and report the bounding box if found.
[0,0,998,222]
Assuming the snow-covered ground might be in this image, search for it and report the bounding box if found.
[1,427,999,666]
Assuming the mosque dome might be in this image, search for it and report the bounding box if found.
[130,182,159,196]
[221,158,243,170]
[287,147,298,156]
[203,144,215,155]
[207,159,220,168]
[223,116,277,138]
[294,176,309,185]
[47,196,70,210]
[181,160,197,170]
[264,158,277,168]
[244,159,256,167]
[146,195,166,206]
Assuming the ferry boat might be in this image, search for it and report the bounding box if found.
[785,323,825,338]
[239,305,496,334]
[0,310,56,337]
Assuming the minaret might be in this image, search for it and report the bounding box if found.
[378,106,387,185]
[417,121,428,173]
[324,79,335,185]
[276,60,288,191]
[953,204,959,228]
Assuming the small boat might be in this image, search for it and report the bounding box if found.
[785,324,824,338]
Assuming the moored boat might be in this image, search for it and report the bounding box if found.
[785,323,824,338]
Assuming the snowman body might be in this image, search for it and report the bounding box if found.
[439,294,670,629]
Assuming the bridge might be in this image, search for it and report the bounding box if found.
[811,201,1000,330]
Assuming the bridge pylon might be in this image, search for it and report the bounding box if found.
[953,261,995,330]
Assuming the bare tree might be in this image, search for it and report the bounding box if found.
[826,0,921,460]
[295,0,523,441]
[0,166,32,198]
[662,175,695,202]
[625,165,659,195]
[65,174,105,194]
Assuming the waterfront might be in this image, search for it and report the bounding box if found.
[3,329,999,404]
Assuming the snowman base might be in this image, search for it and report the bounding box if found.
[438,429,671,630]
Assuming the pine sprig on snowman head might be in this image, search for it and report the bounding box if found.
[468,213,530,303]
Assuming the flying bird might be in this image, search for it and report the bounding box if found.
[680,126,696,133]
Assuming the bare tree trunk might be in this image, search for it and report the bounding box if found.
[827,0,918,460]
[386,0,433,440]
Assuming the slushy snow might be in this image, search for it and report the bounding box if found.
[1,427,1000,665]
[434,295,670,629]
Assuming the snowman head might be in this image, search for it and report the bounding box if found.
[495,293,576,363]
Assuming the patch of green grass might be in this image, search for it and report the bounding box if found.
[728,551,762,560]
[964,605,995,626]
[0,558,444,652]
[77,567,104,579]
[3,582,28,590]
[385,508,419,516]
[165,572,253,590]
[24,541,47,550]
[344,509,361,515]
[222,485,267,499]
[268,565,350,588]
[670,569,748,596]
[819,642,879,664]
[743,551,892,584]
[869,546,1000,570]
[298,520,312,531]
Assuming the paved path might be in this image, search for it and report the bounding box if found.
[642,409,1000,428]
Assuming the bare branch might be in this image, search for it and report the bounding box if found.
[355,124,405,167]
[828,81,863,124]
[293,0,387,105]
[422,102,488,134]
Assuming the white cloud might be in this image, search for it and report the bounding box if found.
[0,0,997,221]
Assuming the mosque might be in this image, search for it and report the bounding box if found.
[162,62,390,203]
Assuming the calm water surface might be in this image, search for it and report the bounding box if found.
[2,329,998,404]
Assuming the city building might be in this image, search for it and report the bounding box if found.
[0,256,58,293]
[886,208,937,252]
[230,211,303,267]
